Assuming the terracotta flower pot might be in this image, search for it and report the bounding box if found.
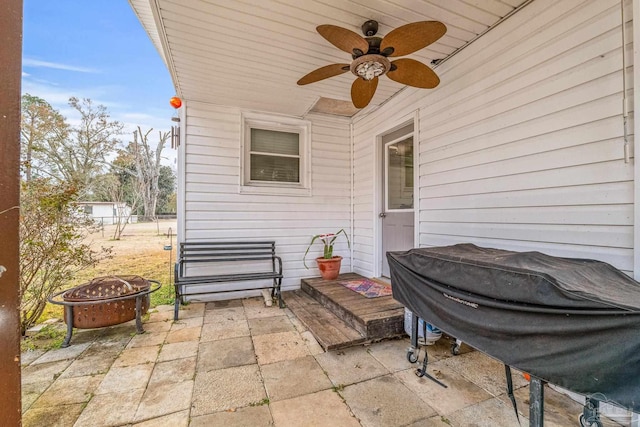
[316,256,342,280]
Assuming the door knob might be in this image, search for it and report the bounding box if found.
[379,212,386,218]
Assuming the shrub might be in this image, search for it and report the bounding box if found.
[19,179,110,334]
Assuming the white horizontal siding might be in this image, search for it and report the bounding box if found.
[352,0,635,275]
[180,102,352,291]
[421,182,633,209]
[168,0,639,291]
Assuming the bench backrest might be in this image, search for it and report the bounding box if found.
[178,241,277,264]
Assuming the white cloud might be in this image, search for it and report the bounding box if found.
[22,78,121,114]
[22,79,76,106]
[120,112,159,121]
[118,112,171,129]
[23,58,99,73]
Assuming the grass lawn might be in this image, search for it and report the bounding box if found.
[36,219,178,326]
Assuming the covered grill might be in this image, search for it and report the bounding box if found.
[388,244,640,422]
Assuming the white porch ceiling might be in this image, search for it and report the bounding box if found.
[131,0,531,117]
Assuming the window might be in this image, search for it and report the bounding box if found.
[241,113,311,195]
[84,205,93,215]
[386,137,413,210]
[249,129,300,183]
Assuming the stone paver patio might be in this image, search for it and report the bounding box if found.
[21,298,622,426]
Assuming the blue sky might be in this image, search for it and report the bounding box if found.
[22,1,177,164]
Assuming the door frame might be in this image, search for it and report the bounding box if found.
[373,110,420,277]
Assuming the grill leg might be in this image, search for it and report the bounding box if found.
[505,365,520,423]
[406,311,419,363]
[530,376,545,427]
[579,397,603,427]
[404,312,446,387]
[61,305,74,348]
[411,311,419,348]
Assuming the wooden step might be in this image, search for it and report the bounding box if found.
[283,290,366,351]
[300,273,405,341]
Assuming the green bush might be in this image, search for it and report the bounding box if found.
[19,179,111,334]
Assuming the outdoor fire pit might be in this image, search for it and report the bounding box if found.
[49,275,161,347]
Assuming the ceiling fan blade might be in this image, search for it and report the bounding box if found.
[317,24,370,55]
[380,21,446,57]
[297,63,350,85]
[351,77,379,108]
[386,58,440,88]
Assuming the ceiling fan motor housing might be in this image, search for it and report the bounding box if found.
[361,20,378,37]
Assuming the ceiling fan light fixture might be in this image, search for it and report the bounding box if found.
[350,54,390,81]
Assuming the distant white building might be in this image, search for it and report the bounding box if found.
[75,202,136,225]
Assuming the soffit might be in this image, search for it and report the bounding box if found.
[131,0,531,117]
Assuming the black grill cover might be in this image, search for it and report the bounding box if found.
[388,243,640,412]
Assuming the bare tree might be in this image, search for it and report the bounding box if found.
[130,127,170,221]
[94,173,142,240]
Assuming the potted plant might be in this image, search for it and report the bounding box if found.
[303,229,351,280]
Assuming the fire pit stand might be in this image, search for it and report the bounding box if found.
[49,275,161,347]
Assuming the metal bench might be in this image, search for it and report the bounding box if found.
[173,241,284,320]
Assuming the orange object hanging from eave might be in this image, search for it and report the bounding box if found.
[169,96,182,109]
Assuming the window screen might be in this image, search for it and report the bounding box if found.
[249,129,300,183]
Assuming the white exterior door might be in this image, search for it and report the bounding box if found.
[381,131,415,277]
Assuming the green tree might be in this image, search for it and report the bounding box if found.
[93,149,137,202]
[92,147,147,239]
[19,179,111,334]
[39,97,123,193]
[157,165,176,214]
[20,94,69,181]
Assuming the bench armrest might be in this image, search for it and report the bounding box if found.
[274,255,283,276]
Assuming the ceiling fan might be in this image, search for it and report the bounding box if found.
[297,20,446,109]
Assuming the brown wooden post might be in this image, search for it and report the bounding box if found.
[0,0,24,425]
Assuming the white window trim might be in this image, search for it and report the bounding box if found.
[240,112,312,196]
